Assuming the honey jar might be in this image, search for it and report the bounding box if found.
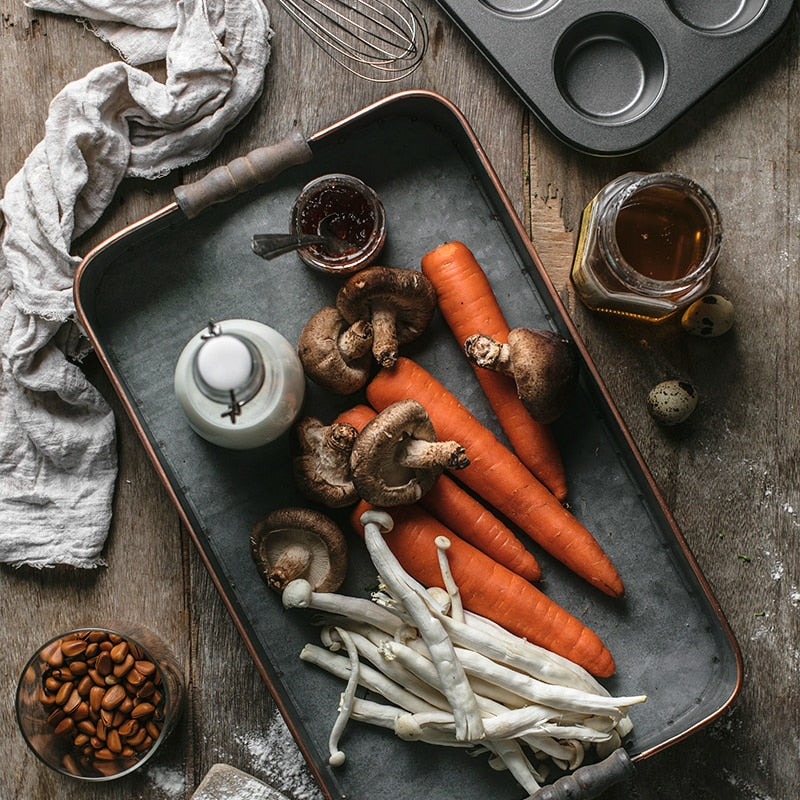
[570,172,722,322]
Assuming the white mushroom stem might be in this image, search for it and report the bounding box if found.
[326,627,360,766]
[361,510,485,742]
[339,627,450,711]
[439,606,608,696]
[349,698,476,749]
[435,537,464,623]
[483,738,543,795]
[282,579,413,639]
[452,646,646,719]
[376,578,604,696]
[380,639,503,717]
[301,643,439,715]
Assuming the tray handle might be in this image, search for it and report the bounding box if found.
[174,130,313,219]
[529,748,634,800]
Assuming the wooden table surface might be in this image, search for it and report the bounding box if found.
[2,1,799,798]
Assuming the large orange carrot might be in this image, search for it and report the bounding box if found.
[366,358,624,598]
[334,405,541,582]
[351,500,615,677]
[420,476,540,582]
[421,241,568,501]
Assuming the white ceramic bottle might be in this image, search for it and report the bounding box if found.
[174,319,305,449]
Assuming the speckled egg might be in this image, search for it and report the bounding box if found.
[680,294,735,337]
[647,379,699,426]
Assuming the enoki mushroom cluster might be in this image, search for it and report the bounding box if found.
[281,511,646,794]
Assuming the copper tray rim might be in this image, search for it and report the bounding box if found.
[73,88,744,790]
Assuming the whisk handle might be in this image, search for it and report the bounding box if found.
[174,130,312,219]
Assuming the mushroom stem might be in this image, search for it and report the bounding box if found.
[463,334,514,376]
[268,543,313,592]
[361,510,485,742]
[326,627,360,767]
[370,306,400,368]
[338,319,373,361]
[397,437,470,471]
[293,418,359,508]
[434,537,464,623]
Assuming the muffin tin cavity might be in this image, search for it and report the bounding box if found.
[666,0,769,34]
[554,15,665,123]
[478,0,559,17]
[433,0,793,153]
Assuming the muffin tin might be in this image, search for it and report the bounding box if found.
[434,0,795,154]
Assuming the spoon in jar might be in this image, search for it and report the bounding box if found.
[251,215,351,260]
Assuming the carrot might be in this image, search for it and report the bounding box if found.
[333,403,379,431]
[334,405,541,582]
[366,358,624,598]
[421,241,568,501]
[351,500,615,677]
[420,477,540,582]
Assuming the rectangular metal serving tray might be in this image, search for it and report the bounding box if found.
[431,0,796,155]
[75,90,742,799]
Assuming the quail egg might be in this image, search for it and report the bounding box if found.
[680,294,734,337]
[647,379,699,426]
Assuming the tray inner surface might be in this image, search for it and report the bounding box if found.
[433,0,794,153]
[79,98,740,800]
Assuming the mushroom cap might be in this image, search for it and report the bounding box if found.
[297,306,373,394]
[336,267,437,347]
[292,417,359,508]
[350,399,443,506]
[250,507,348,593]
[507,328,579,424]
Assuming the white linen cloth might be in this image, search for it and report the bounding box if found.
[0,0,271,567]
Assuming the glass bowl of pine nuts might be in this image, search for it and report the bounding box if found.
[15,626,185,780]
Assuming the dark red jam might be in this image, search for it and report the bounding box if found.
[296,183,376,256]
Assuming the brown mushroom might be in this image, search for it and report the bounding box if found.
[350,399,469,506]
[292,416,359,508]
[336,267,437,368]
[250,507,348,593]
[464,328,578,424]
[297,306,373,394]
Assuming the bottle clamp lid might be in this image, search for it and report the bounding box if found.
[192,322,265,423]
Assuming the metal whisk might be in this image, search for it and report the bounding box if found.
[276,0,429,82]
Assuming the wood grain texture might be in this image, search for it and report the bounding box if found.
[2,0,799,797]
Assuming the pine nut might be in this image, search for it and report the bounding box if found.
[101,684,126,710]
[131,702,155,720]
[61,639,88,659]
[89,685,105,714]
[110,641,129,664]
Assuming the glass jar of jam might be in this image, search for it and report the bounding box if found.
[570,172,723,322]
[290,173,386,275]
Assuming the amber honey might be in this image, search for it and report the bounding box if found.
[614,185,710,282]
[571,172,722,322]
